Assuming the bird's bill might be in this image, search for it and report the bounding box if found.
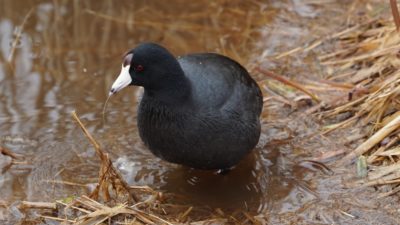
[109,65,131,96]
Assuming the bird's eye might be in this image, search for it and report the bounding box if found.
[135,64,144,72]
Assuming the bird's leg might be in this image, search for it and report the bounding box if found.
[216,167,234,175]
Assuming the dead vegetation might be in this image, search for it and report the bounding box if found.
[308,3,400,196]
[247,1,400,200]
[319,19,400,151]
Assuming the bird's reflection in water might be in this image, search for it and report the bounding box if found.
[159,153,266,211]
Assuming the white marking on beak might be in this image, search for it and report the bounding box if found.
[109,65,132,96]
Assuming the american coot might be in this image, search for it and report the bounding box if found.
[109,43,263,170]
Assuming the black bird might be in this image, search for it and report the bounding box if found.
[109,43,263,170]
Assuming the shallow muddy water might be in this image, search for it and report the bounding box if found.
[0,0,397,224]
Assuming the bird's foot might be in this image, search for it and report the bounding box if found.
[216,167,233,175]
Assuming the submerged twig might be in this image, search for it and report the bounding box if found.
[40,215,76,223]
[256,67,321,103]
[0,146,22,159]
[20,201,57,210]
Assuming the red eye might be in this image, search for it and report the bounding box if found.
[135,65,144,72]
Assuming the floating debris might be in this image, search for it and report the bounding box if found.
[356,156,368,178]
[0,136,38,147]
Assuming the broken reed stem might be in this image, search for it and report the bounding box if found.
[20,201,57,210]
[391,0,400,31]
[71,111,104,160]
[0,146,21,159]
[339,113,400,165]
[71,111,138,202]
[256,67,321,103]
[274,18,377,59]
[367,134,400,163]
[43,180,88,187]
[8,8,34,63]
[378,184,400,198]
[40,215,76,223]
[0,201,8,208]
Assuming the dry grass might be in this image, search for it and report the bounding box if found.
[251,1,400,198]
[297,6,400,195]
[318,17,400,161]
[71,111,138,203]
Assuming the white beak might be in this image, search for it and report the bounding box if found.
[109,65,132,96]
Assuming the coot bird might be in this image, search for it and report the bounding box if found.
[109,43,263,170]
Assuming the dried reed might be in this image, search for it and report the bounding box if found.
[304,6,400,195]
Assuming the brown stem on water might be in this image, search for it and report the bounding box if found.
[8,8,34,64]
[20,201,57,210]
[71,111,138,202]
[0,146,21,159]
[71,111,102,158]
[256,67,321,103]
[391,0,400,31]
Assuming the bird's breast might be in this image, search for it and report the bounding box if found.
[137,98,188,145]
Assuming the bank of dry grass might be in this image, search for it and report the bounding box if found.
[250,1,400,199]
[309,5,400,195]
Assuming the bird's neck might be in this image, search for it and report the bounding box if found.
[143,75,192,106]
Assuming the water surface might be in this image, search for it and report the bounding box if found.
[1,0,393,223]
